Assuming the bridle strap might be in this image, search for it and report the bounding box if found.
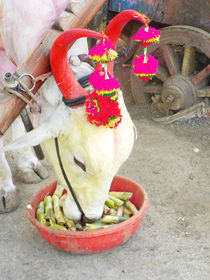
[54,137,85,225]
[62,96,86,107]
[62,73,91,107]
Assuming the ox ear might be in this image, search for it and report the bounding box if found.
[2,103,71,152]
[2,122,54,152]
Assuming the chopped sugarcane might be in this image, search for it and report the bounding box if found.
[75,223,84,231]
[123,213,130,219]
[125,200,138,215]
[44,195,56,223]
[54,183,64,198]
[116,206,124,217]
[85,223,111,231]
[123,206,132,216]
[108,195,124,207]
[50,220,67,231]
[109,208,117,216]
[52,194,65,225]
[92,218,103,224]
[70,226,77,231]
[101,215,127,224]
[59,194,67,208]
[36,190,135,231]
[109,191,133,201]
[103,205,111,214]
[37,201,46,225]
[64,216,75,229]
[105,198,115,208]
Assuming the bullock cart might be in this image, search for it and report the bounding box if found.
[103,0,210,123]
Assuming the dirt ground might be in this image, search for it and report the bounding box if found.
[0,95,210,280]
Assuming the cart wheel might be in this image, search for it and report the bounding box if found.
[130,25,210,119]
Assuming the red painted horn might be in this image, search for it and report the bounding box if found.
[50,29,103,101]
[95,10,150,75]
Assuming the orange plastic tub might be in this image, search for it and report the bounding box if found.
[27,175,148,254]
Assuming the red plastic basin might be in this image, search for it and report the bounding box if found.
[27,175,148,254]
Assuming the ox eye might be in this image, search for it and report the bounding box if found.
[73,156,86,172]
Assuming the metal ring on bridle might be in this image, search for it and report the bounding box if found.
[18,73,36,92]
[69,54,82,66]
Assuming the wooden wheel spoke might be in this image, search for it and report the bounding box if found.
[181,46,196,77]
[160,44,181,75]
[156,65,170,82]
[191,64,210,85]
[143,84,162,94]
[196,87,210,97]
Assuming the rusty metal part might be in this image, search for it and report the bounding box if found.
[197,88,210,98]
[161,75,196,110]
[20,108,44,160]
[108,0,209,33]
[130,25,210,120]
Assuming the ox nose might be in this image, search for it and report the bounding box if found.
[84,208,104,221]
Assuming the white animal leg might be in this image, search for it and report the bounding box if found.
[11,117,48,183]
[0,136,19,213]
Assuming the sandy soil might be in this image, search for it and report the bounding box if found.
[0,97,210,280]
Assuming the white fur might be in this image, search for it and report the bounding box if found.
[0,137,16,193]
[11,117,48,183]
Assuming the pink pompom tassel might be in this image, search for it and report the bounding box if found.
[132,26,160,48]
[88,38,118,63]
[133,54,159,81]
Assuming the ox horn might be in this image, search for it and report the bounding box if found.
[50,28,103,101]
[2,122,53,152]
[95,10,150,75]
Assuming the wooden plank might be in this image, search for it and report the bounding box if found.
[54,11,76,31]
[191,64,210,86]
[0,0,106,135]
[161,44,181,76]
[181,46,196,77]
[196,87,210,97]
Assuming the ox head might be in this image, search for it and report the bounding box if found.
[3,10,149,220]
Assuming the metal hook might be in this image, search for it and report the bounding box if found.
[18,73,36,92]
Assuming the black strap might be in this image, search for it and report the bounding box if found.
[54,137,85,225]
[78,74,91,88]
[62,74,91,107]
[62,95,86,107]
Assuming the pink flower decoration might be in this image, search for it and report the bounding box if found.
[84,91,122,128]
[132,26,160,48]
[88,39,118,63]
[89,70,120,96]
[133,54,159,81]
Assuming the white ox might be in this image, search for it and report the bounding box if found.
[1,2,146,220]
[2,31,136,220]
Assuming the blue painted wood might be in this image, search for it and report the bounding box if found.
[108,0,209,32]
[108,0,155,18]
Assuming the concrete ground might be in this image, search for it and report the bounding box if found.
[0,101,210,280]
